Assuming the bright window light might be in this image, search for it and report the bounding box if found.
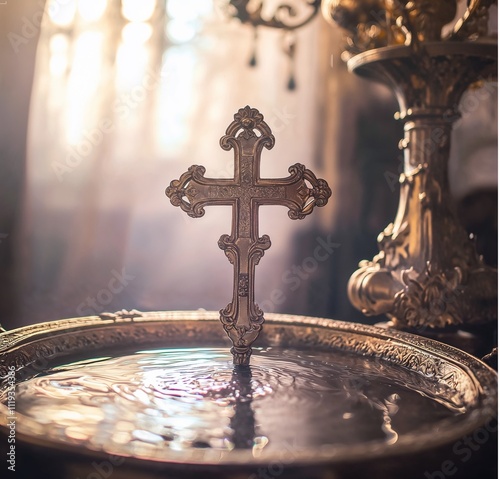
[121,0,157,22]
[77,0,108,23]
[47,0,78,27]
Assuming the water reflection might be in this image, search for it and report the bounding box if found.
[230,366,256,449]
[8,347,463,460]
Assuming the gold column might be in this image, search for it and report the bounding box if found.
[323,0,497,329]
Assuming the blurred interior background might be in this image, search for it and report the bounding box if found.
[0,0,496,331]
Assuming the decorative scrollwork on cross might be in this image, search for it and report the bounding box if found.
[166,106,331,365]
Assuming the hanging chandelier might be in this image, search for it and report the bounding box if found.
[219,0,322,89]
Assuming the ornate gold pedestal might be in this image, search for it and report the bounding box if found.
[324,1,498,330]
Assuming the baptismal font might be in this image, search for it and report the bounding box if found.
[0,1,498,479]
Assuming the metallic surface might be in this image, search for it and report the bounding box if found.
[222,0,321,30]
[323,1,498,329]
[0,310,497,477]
[166,107,331,364]
[219,1,321,89]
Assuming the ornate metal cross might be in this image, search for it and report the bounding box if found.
[166,106,331,365]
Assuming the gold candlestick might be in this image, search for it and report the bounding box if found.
[323,0,497,329]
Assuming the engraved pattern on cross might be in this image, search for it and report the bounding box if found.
[166,106,331,365]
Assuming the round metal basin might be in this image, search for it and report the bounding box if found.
[0,311,497,478]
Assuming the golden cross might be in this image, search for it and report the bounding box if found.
[166,106,331,365]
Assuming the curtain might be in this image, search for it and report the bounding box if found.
[19,0,338,325]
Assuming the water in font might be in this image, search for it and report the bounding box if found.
[11,347,462,456]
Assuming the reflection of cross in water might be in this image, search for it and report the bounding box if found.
[230,366,256,449]
[166,106,331,365]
